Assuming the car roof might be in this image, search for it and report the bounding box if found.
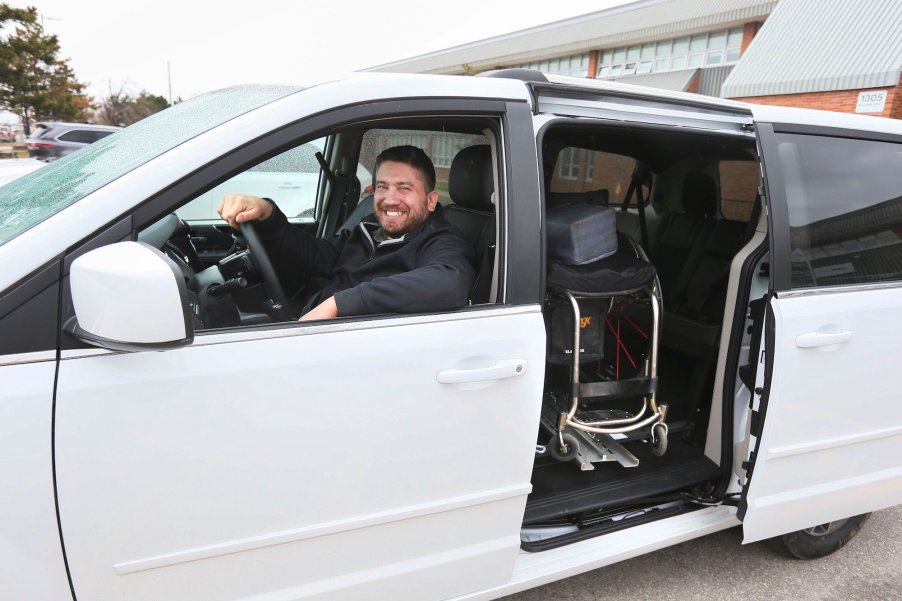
[35,121,121,131]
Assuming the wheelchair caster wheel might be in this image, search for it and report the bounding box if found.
[651,423,668,457]
[548,433,579,462]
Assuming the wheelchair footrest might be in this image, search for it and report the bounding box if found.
[574,376,657,399]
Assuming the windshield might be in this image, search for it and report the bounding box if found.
[0,85,301,246]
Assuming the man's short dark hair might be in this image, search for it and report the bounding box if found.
[374,145,436,192]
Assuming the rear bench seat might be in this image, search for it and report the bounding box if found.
[645,173,749,432]
[648,173,748,359]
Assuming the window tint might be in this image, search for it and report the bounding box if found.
[550,147,639,206]
[58,129,111,144]
[719,160,759,221]
[91,130,114,142]
[57,130,86,143]
[775,133,902,288]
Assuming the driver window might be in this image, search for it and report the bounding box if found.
[175,138,328,223]
[141,120,501,333]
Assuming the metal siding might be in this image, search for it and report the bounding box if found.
[698,65,736,96]
[366,0,777,75]
[721,0,902,98]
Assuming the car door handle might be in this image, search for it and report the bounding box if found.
[795,329,853,348]
[437,359,527,384]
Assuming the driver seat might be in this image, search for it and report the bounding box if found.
[444,145,495,304]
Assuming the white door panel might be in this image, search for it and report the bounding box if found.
[0,359,73,600]
[55,309,545,600]
[742,288,902,542]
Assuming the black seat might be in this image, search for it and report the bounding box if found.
[674,219,748,324]
[648,172,718,302]
[339,193,373,233]
[445,145,496,304]
[445,145,494,249]
[649,174,748,436]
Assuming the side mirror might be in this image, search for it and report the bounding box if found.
[65,241,194,352]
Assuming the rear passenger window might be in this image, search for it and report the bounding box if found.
[550,147,639,206]
[87,131,114,143]
[774,133,902,288]
[719,160,758,221]
[58,130,94,143]
[58,129,114,143]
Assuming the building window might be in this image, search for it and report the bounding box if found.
[596,26,743,78]
[558,147,580,180]
[511,53,589,77]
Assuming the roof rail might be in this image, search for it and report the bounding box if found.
[476,69,549,84]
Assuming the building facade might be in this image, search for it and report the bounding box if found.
[366,0,902,119]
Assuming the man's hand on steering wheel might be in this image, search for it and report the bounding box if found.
[217,194,292,320]
[217,194,273,229]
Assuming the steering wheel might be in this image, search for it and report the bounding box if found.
[238,221,292,320]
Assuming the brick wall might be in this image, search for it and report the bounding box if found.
[740,21,762,55]
[587,50,599,79]
[733,84,902,119]
[686,71,700,94]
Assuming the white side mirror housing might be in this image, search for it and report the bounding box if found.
[66,241,194,351]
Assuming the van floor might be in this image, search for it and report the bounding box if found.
[524,434,720,525]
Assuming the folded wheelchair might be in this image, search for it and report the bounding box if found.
[541,204,668,470]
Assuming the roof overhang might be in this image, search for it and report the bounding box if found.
[366,0,777,75]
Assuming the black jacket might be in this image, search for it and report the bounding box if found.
[255,204,476,317]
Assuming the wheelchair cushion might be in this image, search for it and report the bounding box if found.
[548,245,656,296]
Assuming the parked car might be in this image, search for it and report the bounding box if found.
[1,71,900,601]
[0,125,14,142]
[25,121,120,161]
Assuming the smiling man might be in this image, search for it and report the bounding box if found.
[217,145,476,321]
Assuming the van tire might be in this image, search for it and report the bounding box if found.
[780,513,871,559]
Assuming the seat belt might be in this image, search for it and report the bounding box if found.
[468,219,496,305]
[743,191,763,244]
[622,168,650,252]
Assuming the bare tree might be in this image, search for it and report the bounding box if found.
[94,81,169,126]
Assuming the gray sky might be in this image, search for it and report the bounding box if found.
[2,0,632,107]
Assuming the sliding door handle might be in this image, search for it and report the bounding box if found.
[795,329,852,348]
[437,360,527,384]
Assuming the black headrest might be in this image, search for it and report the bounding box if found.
[449,145,494,212]
[681,173,717,217]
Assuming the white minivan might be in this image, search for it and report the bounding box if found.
[1,71,900,601]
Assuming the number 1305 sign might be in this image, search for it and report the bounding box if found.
[856,90,887,113]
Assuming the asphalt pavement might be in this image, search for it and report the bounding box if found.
[501,505,902,601]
